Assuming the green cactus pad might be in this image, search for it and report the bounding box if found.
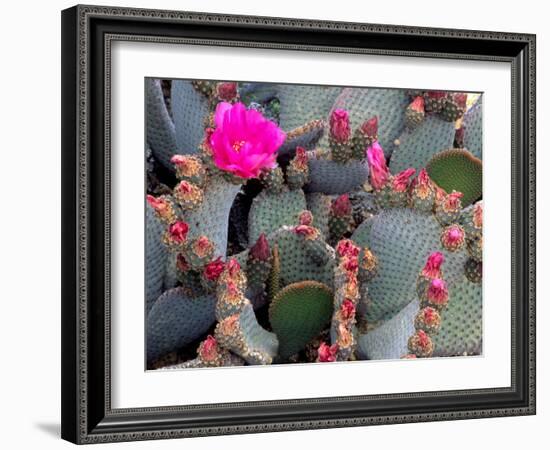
[278,84,342,131]
[306,156,369,195]
[462,97,483,159]
[248,189,306,245]
[389,115,456,173]
[147,287,217,362]
[269,227,336,288]
[171,80,209,155]
[146,203,168,313]
[328,87,409,157]
[351,208,468,323]
[146,79,177,169]
[427,149,482,206]
[269,281,334,359]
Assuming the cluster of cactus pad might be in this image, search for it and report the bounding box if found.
[146,78,483,368]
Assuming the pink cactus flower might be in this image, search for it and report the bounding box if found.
[427,278,449,306]
[199,335,219,362]
[366,142,390,189]
[360,116,378,137]
[331,194,352,217]
[250,233,270,261]
[216,82,238,101]
[340,299,356,321]
[329,109,351,143]
[422,252,445,279]
[392,168,416,192]
[318,342,339,362]
[168,221,189,244]
[209,102,285,179]
[410,96,425,112]
[335,239,360,258]
[203,257,225,281]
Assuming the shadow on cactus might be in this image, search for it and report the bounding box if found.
[145,77,483,370]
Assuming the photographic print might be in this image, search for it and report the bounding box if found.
[145,79,483,370]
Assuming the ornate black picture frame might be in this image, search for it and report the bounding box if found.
[61,4,536,444]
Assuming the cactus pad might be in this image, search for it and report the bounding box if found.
[427,149,482,206]
[269,281,334,359]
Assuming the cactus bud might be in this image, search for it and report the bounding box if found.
[351,116,379,159]
[146,195,176,224]
[366,142,389,190]
[335,239,360,258]
[340,299,356,321]
[436,190,463,225]
[170,155,206,185]
[198,335,220,362]
[294,224,320,240]
[203,257,225,282]
[250,233,270,261]
[421,251,445,279]
[414,307,441,334]
[441,224,466,251]
[331,194,352,217]
[425,278,449,309]
[329,109,351,143]
[317,342,338,362]
[298,210,314,226]
[286,146,309,189]
[361,116,378,140]
[215,82,238,102]
[408,329,434,357]
[405,96,425,129]
[359,246,378,282]
[163,220,190,249]
[174,180,204,210]
[247,233,272,288]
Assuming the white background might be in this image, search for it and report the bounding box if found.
[0,0,546,449]
[113,43,511,408]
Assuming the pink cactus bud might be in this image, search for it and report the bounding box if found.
[360,116,378,137]
[335,239,360,258]
[171,154,203,177]
[146,195,170,217]
[293,146,309,170]
[298,210,314,226]
[392,168,416,192]
[427,278,449,306]
[318,342,339,362]
[340,299,356,321]
[294,225,319,240]
[343,256,359,273]
[422,252,445,278]
[423,307,438,326]
[216,82,238,101]
[416,330,431,349]
[168,221,189,243]
[203,257,225,281]
[226,258,241,278]
[441,224,465,250]
[331,194,352,217]
[176,253,190,272]
[193,236,214,258]
[329,109,351,143]
[344,275,359,299]
[199,335,219,361]
[443,191,464,211]
[473,202,483,228]
[225,280,241,300]
[366,142,390,190]
[410,96,425,112]
[250,233,270,261]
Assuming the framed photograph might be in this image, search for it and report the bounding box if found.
[61,5,536,444]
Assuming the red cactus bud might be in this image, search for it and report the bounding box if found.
[298,210,314,226]
[331,194,352,217]
[443,191,464,210]
[203,257,225,281]
[250,233,270,261]
[335,239,360,258]
[410,96,425,112]
[360,116,378,137]
[199,335,219,361]
[329,109,351,143]
[216,82,238,101]
[294,225,319,240]
[423,307,438,326]
[193,236,214,258]
[318,342,338,362]
[293,146,308,170]
[226,258,241,278]
[453,92,467,107]
[425,91,446,99]
[168,221,189,243]
[340,299,356,321]
[146,195,170,216]
[427,278,449,306]
[343,256,359,273]
[392,168,416,192]
[422,252,445,278]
